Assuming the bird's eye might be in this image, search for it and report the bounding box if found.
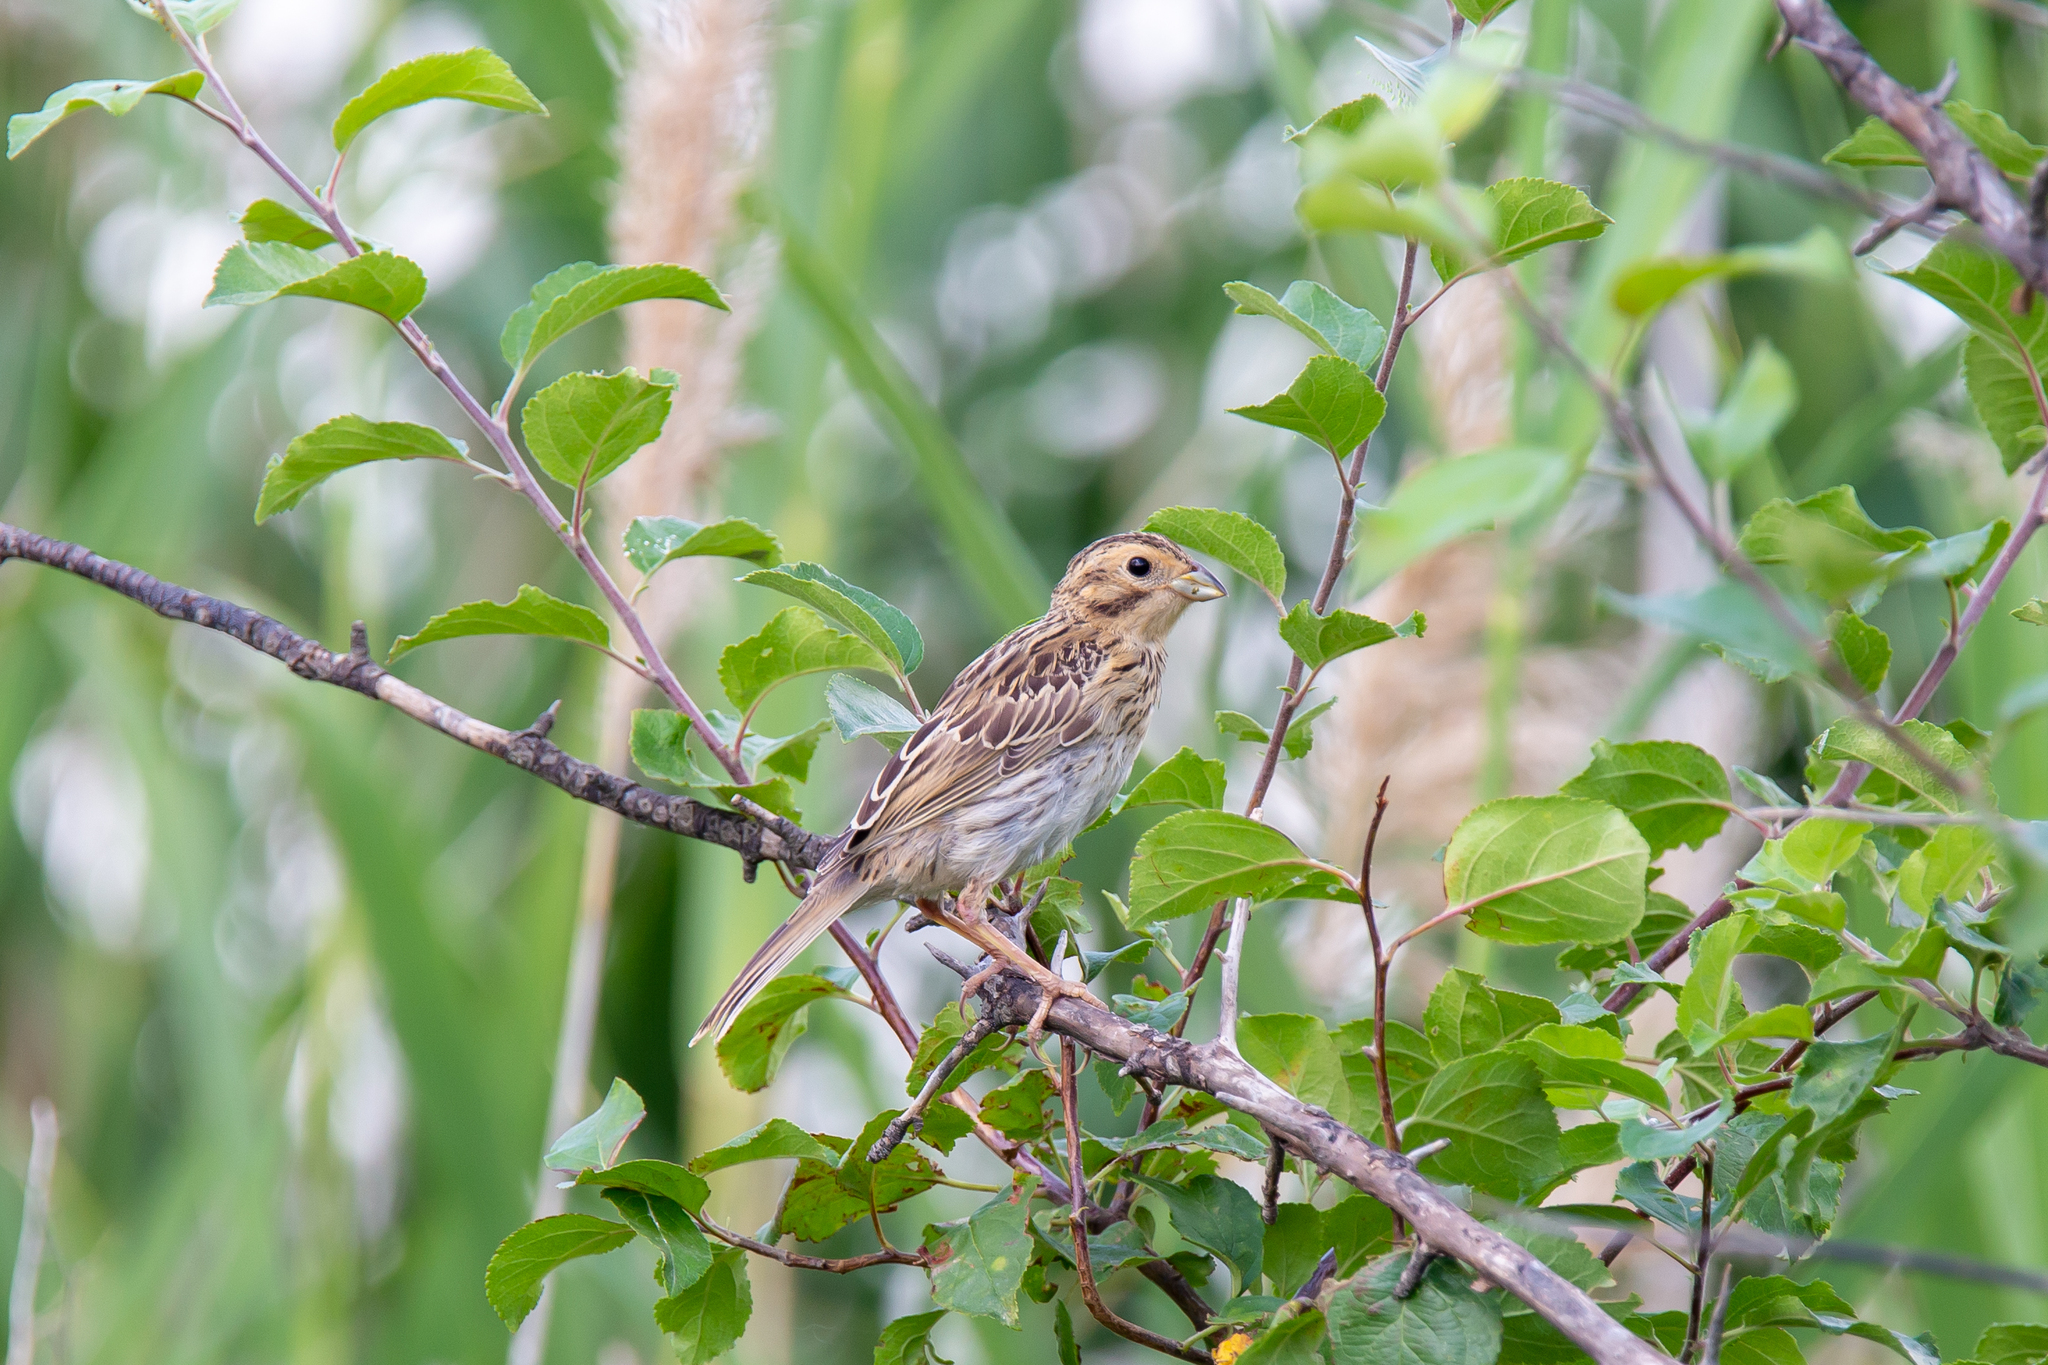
[1126,555,1152,577]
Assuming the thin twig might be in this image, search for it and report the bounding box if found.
[1261,1137,1285,1225]
[870,1014,999,1163]
[695,1213,928,1272]
[1699,1264,1735,1365]
[1216,897,1252,1053]
[1681,1151,1714,1362]
[6,1100,58,1365]
[1058,1041,1214,1364]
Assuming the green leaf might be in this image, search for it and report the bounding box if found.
[125,0,238,36]
[830,1110,946,1215]
[1831,612,1891,694]
[1781,816,1873,884]
[976,1071,1054,1141]
[1738,485,1930,606]
[2017,599,2048,627]
[332,48,545,151]
[1452,0,1517,25]
[206,242,427,323]
[1217,710,1270,745]
[522,368,674,491]
[1891,241,2048,472]
[1142,506,1288,606]
[1508,1024,1670,1109]
[1403,1052,1562,1200]
[1356,447,1571,580]
[824,674,920,749]
[1602,580,1821,684]
[656,1246,753,1364]
[924,1186,1033,1326]
[1560,739,1731,860]
[1817,717,1979,813]
[687,1118,839,1175]
[601,1187,713,1297]
[1611,227,1845,317]
[907,1003,1013,1094]
[1431,176,1610,280]
[1224,279,1387,369]
[718,606,889,713]
[573,1159,710,1215]
[1237,1309,1328,1365]
[1053,1301,1079,1365]
[1280,696,1337,761]
[1239,1013,1350,1122]
[1826,102,2045,177]
[1229,355,1387,460]
[1278,601,1424,670]
[7,71,205,159]
[1287,93,1389,143]
[1443,796,1649,946]
[1677,915,1754,1054]
[1423,968,1503,1063]
[1125,747,1228,811]
[544,1077,645,1170]
[1968,335,2048,472]
[875,1310,951,1365]
[741,562,923,674]
[1125,810,1350,925]
[1897,823,1999,917]
[484,1214,635,1329]
[1790,1035,1892,1127]
[1693,339,1798,480]
[254,415,465,522]
[1979,1325,2048,1365]
[1326,1252,1502,1365]
[237,197,335,249]
[624,515,783,578]
[388,585,608,664]
[500,261,728,372]
[716,975,848,1093]
[1131,1173,1265,1296]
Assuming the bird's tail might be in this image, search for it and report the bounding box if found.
[690,862,869,1047]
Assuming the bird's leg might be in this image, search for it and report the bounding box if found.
[955,878,994,926]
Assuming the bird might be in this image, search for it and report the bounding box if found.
[692,532,1226,1045]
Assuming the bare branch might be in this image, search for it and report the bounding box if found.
[696,1213,928,1273]
[5,1099,58,1365]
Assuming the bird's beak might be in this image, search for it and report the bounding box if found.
[1170,564,1227,602]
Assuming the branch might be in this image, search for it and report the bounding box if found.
[1774,0,2048,294]
[978,975,1673,1365]
[0,522,827,874]
[696,1213,928,1273]
[5,1099,58,1365]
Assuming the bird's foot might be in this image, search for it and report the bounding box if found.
[958,959,1004,1008]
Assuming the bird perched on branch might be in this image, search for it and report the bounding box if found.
[693,532,1226,1045]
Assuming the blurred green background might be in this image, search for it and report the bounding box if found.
[3,0,2046,1362]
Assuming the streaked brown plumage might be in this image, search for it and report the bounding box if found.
[692,532,1225,1044]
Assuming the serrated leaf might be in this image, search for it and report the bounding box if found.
[975,1071,1054,1140]
[1142,506,1287,605]
[1978,1324,2048,1365]
[205,242,426,322]
[7,71,205,160]
[484,1214,635,1329]
[1791,1035,1892,1127]
[124,0,238,36]
[255,414,464,521]
[573,1158,710,1215]
[1738,485,1930,606]
[388,585,608,664]
[1892,240,2048,472]
[1327,1253,1502,1365]
[741,562,923,674]
[875,1309,952,1365]
[1125,810,1349,925]
[1831,612,1891,694]
[1131,1173,1264,1296]
[1507,1024,1668,1109]
[1817,717,1980,813]
[716,975,847,1093]
[1402,1052,1563,1199]
[601,1187,713,1297]
[332,48,545,151]
[1443,796,1649,946]
[1560,739,1731,860]
[1618,1101,1732,1160]
[1224,279,1386,369]
[521,368,673,491]
[1677,914,1754,1054]
[1826,102,2045,177]
[238,197,336,249]
[686,1117,839,1175]
[1431,175,1609,279]
[824,673,920,748]
[1963,333,2048,473]
[1228,355,1387,459]
[1278,601,1423,670]
[501,261,727,372]
[1239,1013,1350,1122]
[718,606,889,713]
[624,515,783,578]
[1897,823,1999,917]
[1356,446,1570,580]
[1216,710,1270,744]
[924,1186,1032,1326]
[656,1246,752,1364]
[1125,746,1227,810]
[1285,93,1389,143]
[544,1077,645,1170]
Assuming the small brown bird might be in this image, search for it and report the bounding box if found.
[693,532,1226,1045]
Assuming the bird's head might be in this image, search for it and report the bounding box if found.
[1049,532,1226,641]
